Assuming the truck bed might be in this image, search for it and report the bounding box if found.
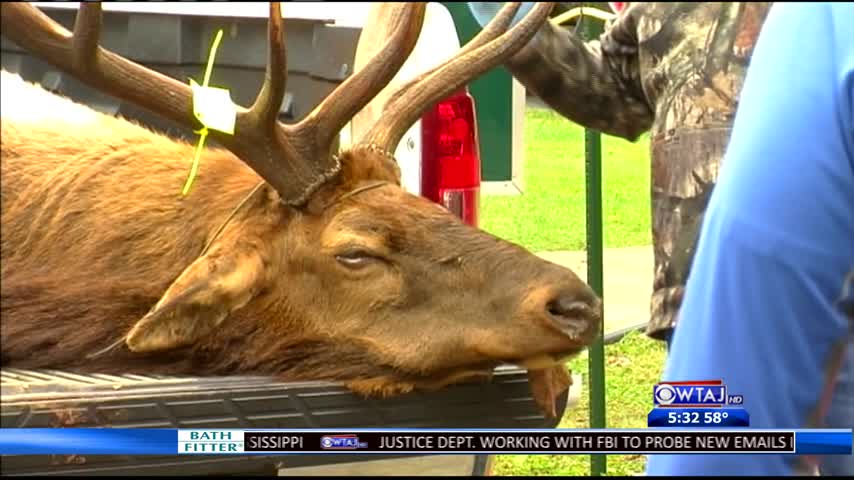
[0,366,567,476]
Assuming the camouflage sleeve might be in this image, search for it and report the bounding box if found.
[505,9,654,141]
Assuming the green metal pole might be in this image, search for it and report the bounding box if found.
[581,10,607,477]
[585,127,606,476]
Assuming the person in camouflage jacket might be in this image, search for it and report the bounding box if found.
[481,2,773,344]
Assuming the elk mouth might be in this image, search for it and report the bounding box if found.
[413,348,585,419]
[514,348,585,370]
[343,334,589,418]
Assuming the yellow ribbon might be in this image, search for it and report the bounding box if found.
[182,28,237,196]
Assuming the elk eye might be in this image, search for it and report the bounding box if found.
[335,249,378,268]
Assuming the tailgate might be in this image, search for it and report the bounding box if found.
[0,367,567,476]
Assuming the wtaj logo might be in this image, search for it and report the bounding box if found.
[654,380,744,407]
[320,435,368,450]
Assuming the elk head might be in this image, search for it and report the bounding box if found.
[0,2,600,416]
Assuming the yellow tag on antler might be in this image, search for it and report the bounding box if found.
[182,28,236,196]
[190,79,236,135]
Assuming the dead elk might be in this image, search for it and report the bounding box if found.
[0,2,600,417]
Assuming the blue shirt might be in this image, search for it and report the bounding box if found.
[646,2,854,476]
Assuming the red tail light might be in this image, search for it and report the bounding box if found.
[420,90,480,227]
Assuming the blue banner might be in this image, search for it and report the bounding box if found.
[0,428,178,455]
[796,430,854,455]
[648,408,750,428]
[0,428,850,455]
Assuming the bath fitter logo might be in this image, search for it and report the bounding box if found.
[178,430,245,454]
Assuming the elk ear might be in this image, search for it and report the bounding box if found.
[125,247,269,353]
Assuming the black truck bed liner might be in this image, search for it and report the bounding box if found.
[0,367,566,476]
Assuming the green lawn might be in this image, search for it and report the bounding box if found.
[492,331,667,476]
[480,108,652,252]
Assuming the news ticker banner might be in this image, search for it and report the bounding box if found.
[0,429,850,456]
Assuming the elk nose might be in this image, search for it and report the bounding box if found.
[545,288,601,338]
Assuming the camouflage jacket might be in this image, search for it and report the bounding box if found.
[505,2,772,340]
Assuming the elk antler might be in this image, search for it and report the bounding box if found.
[0,2,426,207]
[356,2,555,156]
[380,3,525,110]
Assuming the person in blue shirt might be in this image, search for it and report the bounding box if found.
[645,1,854,476]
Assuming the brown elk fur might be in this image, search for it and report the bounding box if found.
[1,71,599,404]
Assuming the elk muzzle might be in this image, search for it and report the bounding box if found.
[541,284,602,343]
[516,265,601,418]
[515,264,602,353]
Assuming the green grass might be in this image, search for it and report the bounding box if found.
[480,108,652,252]
[492,331,667,476]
